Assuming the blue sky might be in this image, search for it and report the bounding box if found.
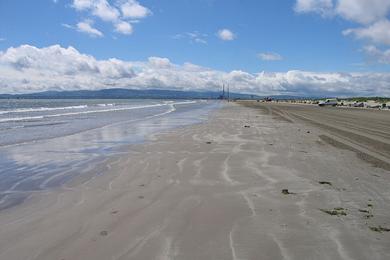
[0,0,390,96]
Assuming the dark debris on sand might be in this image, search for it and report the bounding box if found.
[369,226,390,233]
[320,207,347,216]
[281,189,295,195]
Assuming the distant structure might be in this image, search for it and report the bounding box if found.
[219,84,226,100]
[227,85,230,102]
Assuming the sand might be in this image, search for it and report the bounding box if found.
[0,102,389,260]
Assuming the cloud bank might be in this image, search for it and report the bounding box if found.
[1,44,390,97]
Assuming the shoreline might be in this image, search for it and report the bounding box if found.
[0,100,220,211]
[0,102,389,259]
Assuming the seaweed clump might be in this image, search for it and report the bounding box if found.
[369,226,390,233]
[320,207,347,216]
[281,189,295,195]
[318,181,332,186]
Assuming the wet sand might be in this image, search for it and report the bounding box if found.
[0,102,389,260]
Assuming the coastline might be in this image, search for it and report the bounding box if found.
[0,102,389,259]
[0,100,219,210]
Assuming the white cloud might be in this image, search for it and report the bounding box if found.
[76,20,104,37]
[1,44,390,97]
[92,0,120,22]
[217,29,236,41]
[71,0,150,35]
[258,52,283,61]
[0,38,6,42]
[148,57,173,68]
[343,19,390,45]
[295,0,390,64]
[294,0,334,16]
[73,0,93,10]
[295,0,390,45]
[120,0,151,19]
[336,0,390,24]
[114,21,133,35]
[295,0,390,23]
[173,31,208,44]
[363,45,390,64]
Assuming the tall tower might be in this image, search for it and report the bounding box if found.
[222,84,225,100]
[227,85,230,102]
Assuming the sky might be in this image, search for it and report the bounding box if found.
[0,0,390,96]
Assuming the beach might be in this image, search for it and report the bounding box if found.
[0,102,389,260]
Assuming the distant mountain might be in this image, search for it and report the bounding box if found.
[0,88,261,100]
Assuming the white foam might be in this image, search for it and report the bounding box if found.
[0,105,88,115]
[0,101,196,123]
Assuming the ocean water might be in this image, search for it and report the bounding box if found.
[0,99,220,210]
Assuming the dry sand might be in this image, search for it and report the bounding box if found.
[0,102,389,260]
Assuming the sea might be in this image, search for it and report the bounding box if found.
[0,99,220,210]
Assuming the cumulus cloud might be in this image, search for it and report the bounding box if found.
[71,0,150,36]
[363,45,390,64]
[114,21,133,35]
[91,0,120,22]
[294,0,334,16]
[73,0,94,10]
[343,19,390,45]
[295,0,390,23]
[76,19,104,37]
[1,44,390,97]
[120,0,151,19]
[217,29,236,41]
[336,0,390,24]
[258,52,283,61]
[147,57,173,68]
